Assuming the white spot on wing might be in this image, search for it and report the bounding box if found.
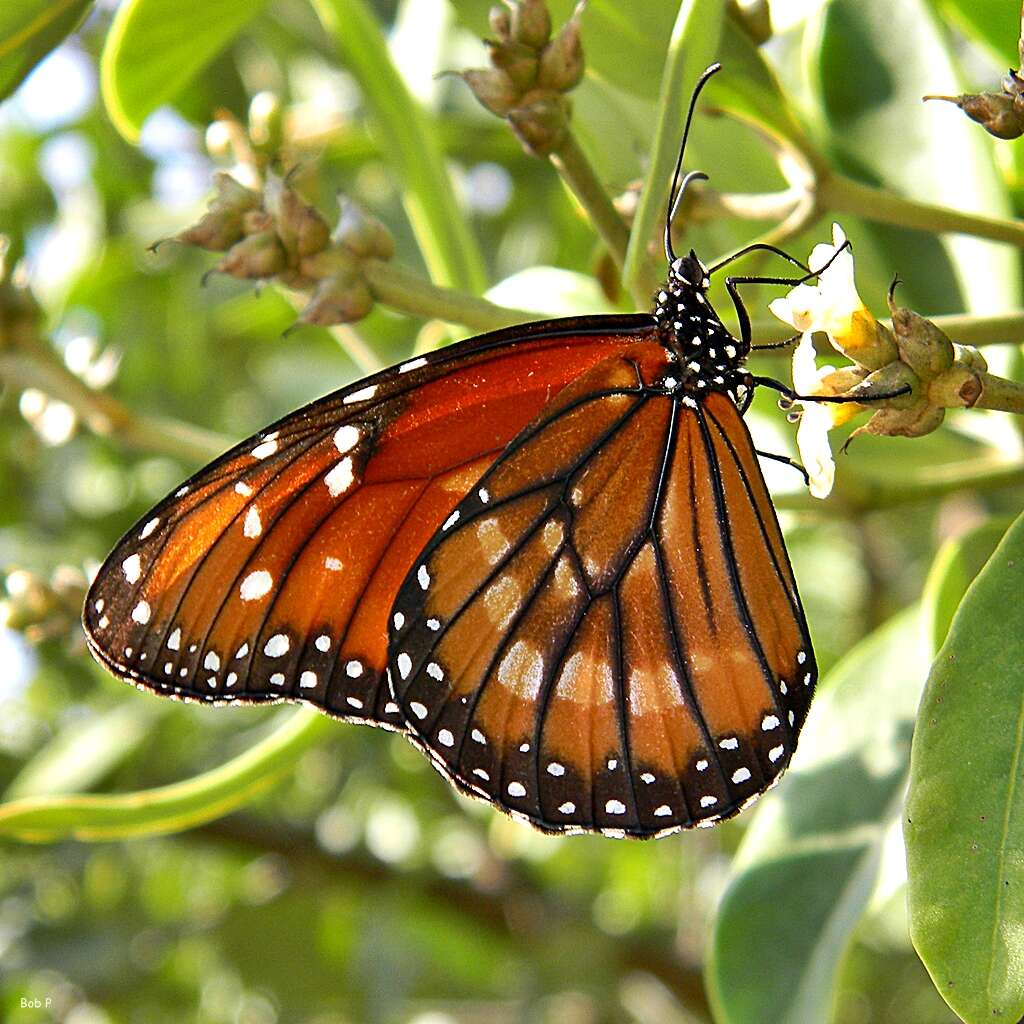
[558,801,575,814]
[243,505,262,538]
[397,652,412,679]
[769,744,785,762]
[325,457,355,498]
[507,782,526,798]
[392,612,404,630]
[204,651,220,671]
[333,424,360,453]
[399,356,427,374]
[345,660,362,678]
[235,482,253,497]
[605,799,626,815]
[343,384,377,404]
[167,628,181,651]
[417,564,430,590]
[547,762,565,776]
[240,570,272,601]
[300,670,317,688]
[438,728,454,747]
[269,672,285,686]
[410,701,427,720]
[761,714,780,731]
[264,634,289,658]
[700,795,718,808]
[140,518,160,539]
[131,601,150,624]
[719,737,739,750]
[653,805,671,817]
[324,557,343,571]
[731,767,752,784]
[426,662,443,681]
[251,435,279,459]
[122,554,141,584]
[315,635,330,652]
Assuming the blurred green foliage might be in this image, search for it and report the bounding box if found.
[2,0,1024,1022]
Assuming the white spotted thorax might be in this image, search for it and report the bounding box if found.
[653,251,751,408]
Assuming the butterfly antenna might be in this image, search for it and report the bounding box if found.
[664,62,722,263]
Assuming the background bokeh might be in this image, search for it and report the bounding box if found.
[2,0,1023,1021]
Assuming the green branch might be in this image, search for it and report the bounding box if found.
[362,260,534,333]
[0,707,332,841]
[310,0,486,294]
[549,131,630,271]
[819,172,1024,248]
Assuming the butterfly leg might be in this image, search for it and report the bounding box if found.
[751,375,913,405]
[755,449,809,485]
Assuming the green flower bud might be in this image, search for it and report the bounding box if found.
[537,11,584,92]
[216,231,287,279]
[265,176,331,262]
[174,172,262,251]
[300,273,374,325]
[925,90,1024,140]
[334,202,396,260]
[249,91,284,153]
[886,297,954,380]
[459,68,521,117]
[489,4,512,40]
[510,0,551,50]
[487,39,539,92]
[507,92,570,155]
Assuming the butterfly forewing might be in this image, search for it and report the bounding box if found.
[83,317,660,727]
[388,359,816,836]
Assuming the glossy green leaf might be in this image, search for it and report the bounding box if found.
[920,518,1010,655]
[0,707,332,841]
[906,511,1024,1023]
[100,0,267,140]
[311,0,486,294]
[621,0,725,302]
[810,0,1020,315]
[928,0,1021,66]
[0,0,92,101]
[707,606,927,1024]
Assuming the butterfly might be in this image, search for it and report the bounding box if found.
[83,65,827,838]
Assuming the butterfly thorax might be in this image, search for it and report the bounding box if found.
[653,252,751,409]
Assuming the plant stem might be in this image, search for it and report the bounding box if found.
[0,350,225,463]
[977,372,1024,413]
[746,312,1024,351]
[362,259,534,333]
[549,130,630,271]
[820,172,1024,248]
[0,707,332,841]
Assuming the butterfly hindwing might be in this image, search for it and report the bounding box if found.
[83,317,660,728]
[388,365,816,836]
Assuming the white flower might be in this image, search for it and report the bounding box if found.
[768,224,859,339]
[790,333,836,499]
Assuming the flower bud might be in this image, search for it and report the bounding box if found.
[489,5,512,40]
[507,92,571,155]
[928,362,984,409]
[334,202,395,260]
[299,246,360,282]
[216,231,287,279]
[537,11,584,92]
[249,91,284,152]
[860,400,946,440]
[265,176,331,262]
[300,272,374,326]
[458,68,520,117]
[510,0,551,50]
[487,39,539,92]
[925,91,1024,140]
[174,172,262,252]
[887,297,955,380]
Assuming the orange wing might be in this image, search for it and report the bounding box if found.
[83,317,661,729]
[388,366,815,836]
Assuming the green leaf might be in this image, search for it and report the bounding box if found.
[0,706,332,841]
[310,0,486,294]
[707,606,927,1024]
[920,518,1010,655]
[810,0,1020,315]
[906,511,1024,1023]
[100,0,268,141]
[927,0,1021,66]
[0,0,92,101]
